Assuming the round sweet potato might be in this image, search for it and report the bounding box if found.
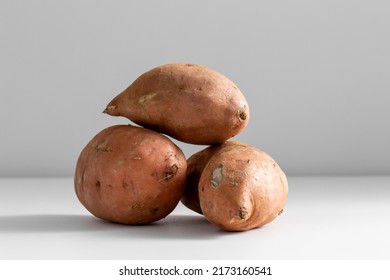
[103,63,249,145]
[74,125,187,225]
[198,141,288,231]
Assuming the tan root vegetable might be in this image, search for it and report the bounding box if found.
[198,141,288,231]
[74,125,187,225]
[103,63,249,145]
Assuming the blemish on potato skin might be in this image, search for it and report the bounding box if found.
[138,92,157,105]
[122,178,134,190]
[78,167,86,187]
[164,152,174,161]
[238,207,249,220]
[211,164,223,188]
[137,137,151,146]
[238,110,247,121]
[229,181,239,186]
[148,147,156,155]
[95,142,113,152]
[131,203,141,209]
[159,164,178,181]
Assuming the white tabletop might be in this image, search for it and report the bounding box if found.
[0,176,389,260]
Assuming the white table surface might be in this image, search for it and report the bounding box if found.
[0,176,389,260]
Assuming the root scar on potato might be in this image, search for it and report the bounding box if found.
[238,207,249,220]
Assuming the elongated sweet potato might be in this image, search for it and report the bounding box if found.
[103,63,249,145]
[74,125,187,225]
[198,141,288,231]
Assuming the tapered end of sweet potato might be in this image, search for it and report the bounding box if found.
[102,104,118,115]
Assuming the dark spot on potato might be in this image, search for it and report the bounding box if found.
[107,184,113,189]
[238,110,247,121]
[164,152,174,161]
[185,63,194,67]
[150,207,159,213]
[160,164,178,181]
[96,180,101,188]
[211,164,223,188]
[123,178,134,190]
[278,209,284,215]
[79,168,86,188]
[238,207,248,220]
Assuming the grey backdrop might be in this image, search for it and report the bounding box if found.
[1,0,389,177]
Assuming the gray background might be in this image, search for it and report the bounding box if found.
[1,0,389,177]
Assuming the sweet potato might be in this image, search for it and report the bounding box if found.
[74,125,187,225]
[198,141,288,231]
[103,63,249,145]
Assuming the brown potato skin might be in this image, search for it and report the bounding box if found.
[74,125,187,225]
[181,145,222,215]
[103,63,249,145]
[198,142,288,231]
